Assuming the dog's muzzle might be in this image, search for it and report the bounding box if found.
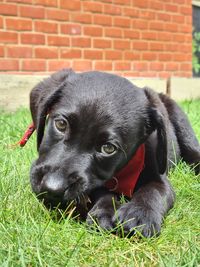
[30,163,88,208]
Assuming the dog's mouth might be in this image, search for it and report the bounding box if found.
[37,190,92,215]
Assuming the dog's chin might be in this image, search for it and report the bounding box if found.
[36,190,91,214]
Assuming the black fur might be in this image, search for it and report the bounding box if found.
[30,69,200,237]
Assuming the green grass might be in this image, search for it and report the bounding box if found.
[0,101,200,267]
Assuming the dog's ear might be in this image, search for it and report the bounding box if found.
[30,68,74,150]
[144,88,168,174]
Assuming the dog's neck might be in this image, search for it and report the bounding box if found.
[105,144,145,198]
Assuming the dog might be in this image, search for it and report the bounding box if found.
[29,69,200,237]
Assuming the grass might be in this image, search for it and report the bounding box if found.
[0,100,200,267]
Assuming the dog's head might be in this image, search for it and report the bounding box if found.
[30,69,168,208]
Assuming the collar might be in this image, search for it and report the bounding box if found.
[105,144,145,198]
[18,124,145,198]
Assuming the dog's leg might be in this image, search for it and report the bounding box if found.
[112,177,175,237]
[86,188,120,231]
[159,94,200,174]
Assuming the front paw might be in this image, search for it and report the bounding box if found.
[113,202,162,237]
[86,197,119,231]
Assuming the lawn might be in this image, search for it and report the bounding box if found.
[0,100,199,266]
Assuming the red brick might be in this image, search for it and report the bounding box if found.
[172,34,185,43]
[156,13,171,21]
[114,17,131,28]
[60,0,81,10]
[60,49,82,59]
[180,6,192,15]
[158,33,172,42]
[114,61,131,71]
[0,59,19,71]
[164,23,178,32]
[142,52,157,61]
[0,46,4,57]
[93,14,112,26]
[46,9,69,21]
[84,26,103,37]
[0,32,18,44]
[94,61,113,71]
[35,21,58,33]
[84,50,103,60]
[149,1,164,10]
[83,2,103,13]
[0,17,3,28]
[132,41,148,51]
[6,18,32,31]
[164,43,179,52]
[179,25,192,33]
[93,39,112,49]
[104,4,121,15]
[165,63,179,71]
[132,19,148,29]
[149,42,164,51]
[105,28,122,38]
[124,30,140,39]
[123,7,139,17]
[6,0,32,3]
[71,14,92,24]
[34,0,58,7]
[140,72,158,78]
[21,33,45,45]
[114,0,130,5]
[159,72,171,79]
[171,14,185,24]
[47,36,70,46]
[150,62,164,71]
[114,40,131,50]
[7,46,32,58]
[185,16,192,24]
[124,51,140,60]
[159,53,172,61]
[72,60,92,71]
[149,21,164,31]
[61,24,81,35]
[140,10,156,20]
[142,32,157,40]
[133,62,148,71]
[105,50,122,60]
[165,4,178,12]
[72,37,91,48]
[48,60,71,71]
[20,6,45,19]
[22,60,46,71]
[133,0,149,8]
[0,3,17,16]
[35,47,58,58]
[173,54,187,62]
[180,63,192,71]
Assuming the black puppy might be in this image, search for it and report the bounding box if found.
[30,69,200,237]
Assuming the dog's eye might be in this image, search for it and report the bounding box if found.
[54,119,68,132]
[101,143,117,155]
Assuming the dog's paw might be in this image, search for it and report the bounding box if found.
[86,204,114,231]
[86,196,119,231]
[113,202,162,238]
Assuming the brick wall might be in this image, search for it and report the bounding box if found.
[0,0,192,77]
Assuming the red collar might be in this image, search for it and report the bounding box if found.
[105,144,145,198]
[18,124,145,198]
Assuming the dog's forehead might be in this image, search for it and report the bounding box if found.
[52,71,148,132]
[62,71,147,111]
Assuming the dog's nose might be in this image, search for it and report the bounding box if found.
[41,174,66,196]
